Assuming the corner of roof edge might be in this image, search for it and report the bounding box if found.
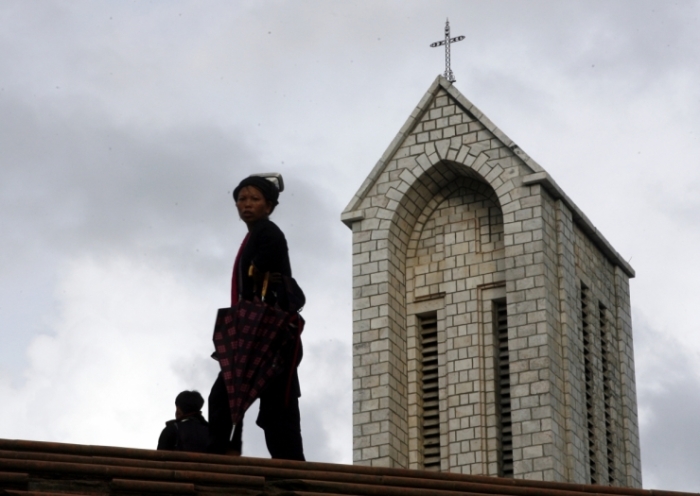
[341,76,445,217]
[436,77,545,175]
[341,75,548,220]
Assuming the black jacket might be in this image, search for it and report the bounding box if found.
[239,219,292,309]
[238,218,302,397]
[157,414,209,452]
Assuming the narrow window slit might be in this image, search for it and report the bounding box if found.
[599,303,615,485]
[494,299,513,477]
[420,313,441,471]
[581,283,597,484]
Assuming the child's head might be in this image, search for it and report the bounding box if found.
[174,390,204,419]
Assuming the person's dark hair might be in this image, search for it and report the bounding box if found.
[233,176,280,212]
[175,390,204,415]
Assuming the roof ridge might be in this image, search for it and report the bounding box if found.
[0,438,681,496]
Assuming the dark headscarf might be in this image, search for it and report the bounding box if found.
[232,176,280,206]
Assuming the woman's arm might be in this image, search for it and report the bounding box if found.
[249,221,291,276]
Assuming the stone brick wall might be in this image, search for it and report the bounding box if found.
[405,177,505,474]
[343,76,640,487]
[572,224,642,486]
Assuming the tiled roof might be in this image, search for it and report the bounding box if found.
[0,438,690,496]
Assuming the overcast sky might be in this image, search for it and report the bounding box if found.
[1,0,699,491]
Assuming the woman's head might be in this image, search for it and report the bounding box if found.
[235,185,273,224]
[233,176,280,225]
[233,176,280,206]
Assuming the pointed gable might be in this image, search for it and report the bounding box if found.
[341,75,633,278]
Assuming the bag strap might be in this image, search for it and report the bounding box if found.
[247,265,270,301]
[261,272,270,301]
[172,422,180,450]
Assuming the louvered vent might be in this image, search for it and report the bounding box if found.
[494,300,513,477]
[599,303,615,485]
[420,314,441,471]
[581,283,597,484]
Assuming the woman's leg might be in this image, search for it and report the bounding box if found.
[257,373,305,461]
[261,397,304,461]
[207,373,243,454]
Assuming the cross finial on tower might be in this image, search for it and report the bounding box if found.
[430,18,465,83]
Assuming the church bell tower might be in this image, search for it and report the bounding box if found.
[342,76,642,487]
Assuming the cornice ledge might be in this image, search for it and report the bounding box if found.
[523,172,635,278]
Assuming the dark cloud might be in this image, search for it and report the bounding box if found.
[0,82,348,384]
[0,88,250,259]
[640,375,700,491]
[635,311,700,491]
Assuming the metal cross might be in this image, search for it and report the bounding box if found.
[430,18,464,83]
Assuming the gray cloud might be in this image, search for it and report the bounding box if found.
[1,0,699,486]
[635,311,700,491]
